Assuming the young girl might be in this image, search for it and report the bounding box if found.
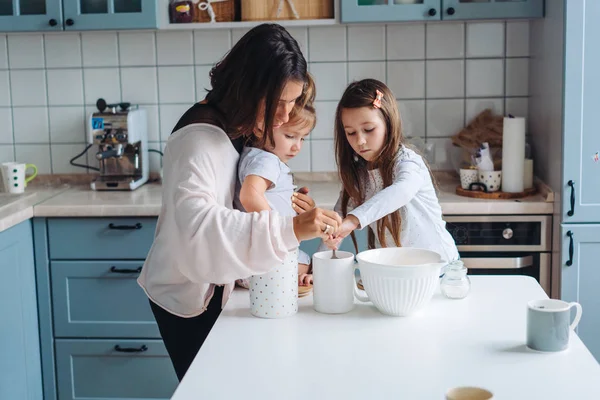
[235,105,317,286]
[319,79,459,264]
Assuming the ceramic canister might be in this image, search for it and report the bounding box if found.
[249,249,298,318]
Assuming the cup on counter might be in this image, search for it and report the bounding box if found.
[312,250,356,314]
[446,387,494,400]
[526,299,582,352]
[0,162,38,194]
[459,168,479,190]
[478,170,502,192]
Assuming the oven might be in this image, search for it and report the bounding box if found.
[444,215,552,296]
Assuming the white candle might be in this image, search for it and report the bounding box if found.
[501,116,526,193]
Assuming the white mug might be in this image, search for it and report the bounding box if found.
[313,250,356,314]
[1,162,38,194]
[249,249,298,319]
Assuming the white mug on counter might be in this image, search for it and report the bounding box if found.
[0,162,38,194]
[312,250,356,314]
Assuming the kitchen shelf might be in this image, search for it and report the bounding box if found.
[161,18,337,30]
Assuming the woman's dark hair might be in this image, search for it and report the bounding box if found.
[206,23,313,147]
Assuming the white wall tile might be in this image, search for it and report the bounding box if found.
[466,59,504,97]
[348,25,385,61]
[309,62,347,101]
[83,68,121,105]
[313,101,337,140]
[8,35,44,68]
[387,24,424,60]
[505,58,529,96]
[426,60,464,98]
[15,144,51,174]
[286,28,308,61]
[311,139,336,171]
[466,22,505,58]
[82,33,118,67]
[287,145,311,173]
[158,66,195,104]
[0,71,9,106]
[140,105,160,142]
[51,144,87,173]
[426,23,464,59]
[45,34,82,68]
[157,32,193,66]
[0,35,8,69]
[348,62,385,84]
[159,104,190,141]
[10,70,46,106]
[120,67,158,104]
[194,30,231,65]
[387,61,425,99]
[398,100,425,138]
[49,106,85,143]
[506,21,530,57]
[13,107,49,143]
[426,99,464,137]
[309,27,346,62]
[428,138,453,170]
[0,145,14,162]
[466,98,504,124]
[195,65,212,101]
[231,29,250,46]
[505,97,528,119]
[0,108,13,144]
[118,32,156,66]
[47,69,84,106]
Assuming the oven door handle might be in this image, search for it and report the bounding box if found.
[460,256,534,269]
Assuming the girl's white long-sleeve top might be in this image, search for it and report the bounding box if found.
[137,124,299,317]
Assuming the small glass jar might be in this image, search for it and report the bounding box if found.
[441,260,471,299]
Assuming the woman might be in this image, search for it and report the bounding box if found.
[137,23,341,381]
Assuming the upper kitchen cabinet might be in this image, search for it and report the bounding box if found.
[340,0,543,23]
[562,0,600,223]
[62,0,157,30]
[0,0,63,32]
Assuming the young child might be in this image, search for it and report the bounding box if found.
[234,105,317,286]
[321,79,459,265]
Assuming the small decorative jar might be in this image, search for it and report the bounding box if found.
[441,260,471,300]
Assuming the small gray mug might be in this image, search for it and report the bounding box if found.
[527,299,582,352]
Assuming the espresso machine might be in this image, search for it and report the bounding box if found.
[88,99,149,191]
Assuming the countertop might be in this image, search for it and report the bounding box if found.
[0,174,554,233]
[171,276,600,400]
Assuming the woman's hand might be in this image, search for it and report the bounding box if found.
[291,186,315,214]
[293,207,342,242]
[334,215,360,240]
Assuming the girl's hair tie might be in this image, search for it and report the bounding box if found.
[373,89,384,109]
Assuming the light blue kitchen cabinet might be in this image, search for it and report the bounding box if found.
[0,220,43,400]
[0,0,63,32]
[561,225,600,362]
[341,0,543,23]
[62,0,158,30]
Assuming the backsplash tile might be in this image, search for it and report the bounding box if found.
[0,22,529,173]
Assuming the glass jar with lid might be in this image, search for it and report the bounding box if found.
[441,260,471,299]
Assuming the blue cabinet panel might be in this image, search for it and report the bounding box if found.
[55,339,178,400]
[442,0,543,20]
[62,0,158,30]
[341,0,441,23]
[47,217,157,260]
[561,225,600,362]
[0,0,62,32]
[0,220,42,400]
[51,260,159,338]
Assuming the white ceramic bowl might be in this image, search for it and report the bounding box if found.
[355,248,445,317]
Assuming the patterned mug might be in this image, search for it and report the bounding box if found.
[1,162,38,194]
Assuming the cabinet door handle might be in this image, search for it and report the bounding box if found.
[65,18,74,26]
[566,231,574,266]
[108,222,142,230]
[110,266,142,274]
[48,19,58,26]
[446,7,456,15]
[567,180,575,216]
[427,8,437,16]
[114,344,148,353]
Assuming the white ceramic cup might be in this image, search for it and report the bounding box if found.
[526,299,582,352]
[249,249,298,319]
[459,168,479,190]
[446,386,494,400]
[0,162,38,194]
[478,170,502,192]
[312,250,356,314]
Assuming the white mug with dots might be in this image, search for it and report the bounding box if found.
[249,249,298,319]
[1,162,38,194]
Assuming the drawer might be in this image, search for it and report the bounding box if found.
[51,261,159,338]
[48,218,157,260]
[55,339,178,400]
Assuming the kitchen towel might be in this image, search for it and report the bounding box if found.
[501,116,526,192]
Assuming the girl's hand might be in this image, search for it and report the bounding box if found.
[291,187,315,214]
[292,207,342,242]
[334,215,360,240]
[299,273,313,286]
[324,236,343,250]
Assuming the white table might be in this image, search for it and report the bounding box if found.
[172,276,600,399]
